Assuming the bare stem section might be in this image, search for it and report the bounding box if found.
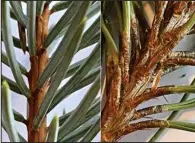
[102,1,195,142]
[120,31,130,84]
[27,3,50,142]
[107,65,121,117]
[103,120,169,142]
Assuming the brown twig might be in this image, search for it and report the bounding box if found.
[120,31,130,84]
[147,1,168,55]
[124,85,193,110]
[152,65,163,90]
[27,3,50,142]
[102,120,169,142]
[102,2,195,142]
[130,11,142,73]
[164,57,195,67]
[168,51,195,59]
[107,65,121,116]
[124,87,172,110]
[151,54,195,89]
[132,106,163,120]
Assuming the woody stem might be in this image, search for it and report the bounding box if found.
[27,3,50,142]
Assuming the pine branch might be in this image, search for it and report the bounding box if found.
[168,51,195,59]
[125,85,195,109]
[103,120,195,142]
[132,97,195,120]
[164,57,195,67]
[149,78,195,142]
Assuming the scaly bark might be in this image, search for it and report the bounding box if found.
[102,1,195,142]
[102,120,169,142]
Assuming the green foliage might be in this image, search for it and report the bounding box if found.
[1,1,100,142]
[2,81,20,142]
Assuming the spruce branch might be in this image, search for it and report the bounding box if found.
[168,51,195,59]
[103,120,195,142]
[164,57,195,67]
[132,97,195,120]
[149,78,195,142]
[101,16,119,65]
[125,85,195,109]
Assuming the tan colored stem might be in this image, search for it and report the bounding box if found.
[102,120,169,142]
[152,68,163,90]
[27,56,39,142]
[124,87,172,109]
[132,106,163,120]
[147,1,167,55]
[164,58,195,66]
[120,32,130,84]
[102,2,194,142]
[27,3,50,142]
[143,2,155,27]
[107,65,121,116]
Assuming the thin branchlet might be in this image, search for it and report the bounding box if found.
[102,120,169,142]
[168,51,195,59]
[102,2,195,142]
[132,105,163,120]
[147,1,168,55]
[107,65,121,116]
[164,57,195,67]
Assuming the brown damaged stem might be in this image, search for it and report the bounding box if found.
[147,1,168,55]
[148,26,190,70]
[124,87,172,110]
[151,56,195,90]
[130,11,142,73]
[168,51,195,59]
[152,69,163,91]
[124,85,195,110]
[102,2,195,142]
[164,2,187,32]
[120,31,130,84]
[151,55,195,85]
[27,3,50,142]
[132,95,195,120]
[164,58,195,67]
[148,11,195,70]
[117,120,169,141]
[102,120,169,142]
[163,2,195,33]
[102,56,120,128]
[132,105,163,120]
[107,65,121,117]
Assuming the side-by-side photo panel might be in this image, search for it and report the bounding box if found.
[1,1,100,142]
[1,1,195,143]
[101,1,195,142]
